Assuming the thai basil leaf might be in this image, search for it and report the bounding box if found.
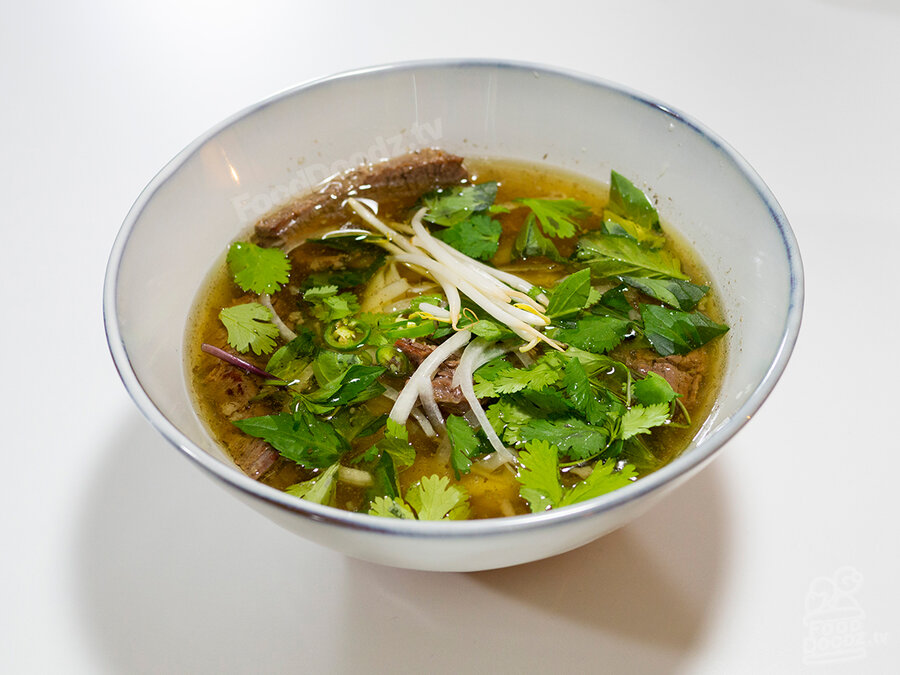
[640,304,729,356]
[620,275,709,311]
[608,170,660,230]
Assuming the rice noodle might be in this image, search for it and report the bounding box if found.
[389,330,473,425]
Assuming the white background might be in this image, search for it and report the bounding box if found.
[2,1,898,672]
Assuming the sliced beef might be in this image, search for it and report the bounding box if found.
[395,338,467,409]
[204,361,262,414]
[232,437,279,480]
[626,348,708,410]
[255,148,468,246]
[204,359,279,479]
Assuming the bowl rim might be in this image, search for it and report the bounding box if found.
[103,58,804,539]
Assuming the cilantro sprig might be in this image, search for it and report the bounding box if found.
[219,302,280,355]
[227,241,291,295]
[517,439,637,512]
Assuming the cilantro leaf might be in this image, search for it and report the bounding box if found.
[473,360,561,397]
[512,213,563,261]
[423,182,498,226]
[405,475,470,520]
[434,213,502,261]
[574,232,688,280]
[607,171,660,231]
[620,275,708,312]
[619,403,671,440]
[303,286,360,322]
[554,315,631,354]
[377,418,416,469]
[285,463,339,505]
[517,440,638,512]
[632,371,678,405]
[545,268,592,319]
[485,397,533,444]
[640,304,729,356]
[519,416,609,460]
[558,460,638,507]
[227,241,291,295]
[515,198,591,238]
[368,496,416,519]
[516,440,564,512]
[219,302,280,355]
[232,410,349,468]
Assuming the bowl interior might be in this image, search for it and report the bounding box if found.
[106,61,801,568]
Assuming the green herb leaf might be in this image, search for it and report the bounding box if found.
[512,213,563,261]
[368,496,416,519]
[227,241,291,295]
[545,268,592,319]
[620,275,708,311]
[619,403,671,440]
[640,304,729,356]
[519,416,609,461]
[561,357,606,424]
[301,251,386,290]
[265,328,317,379]
[304,364,386,410]
[379,418,416,469]
[601,211,666,248]
[632,371,678,405]
[285,463,339,505]
[303,286,360,322]
[434,213,502,261]
[575,232,687,280]
[459,318,514,342]
[554,315,632,354]
[473,360,561,397]
[607,171,660,231]
[516,440,564,512]
[330,407,387,442]
[233,410,348,468]
[445,415,483,478]
[558,460,638,507]
[219,302,280,355]
[515,198,591,238]
[423,182,498,226]
[406,475,470,520]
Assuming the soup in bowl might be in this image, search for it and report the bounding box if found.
[104,61,802,571]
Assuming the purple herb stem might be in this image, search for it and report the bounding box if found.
[201,343,274,379]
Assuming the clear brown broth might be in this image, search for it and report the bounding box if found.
[186,157,725,519]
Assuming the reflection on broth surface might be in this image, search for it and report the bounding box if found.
[187,150,727,520]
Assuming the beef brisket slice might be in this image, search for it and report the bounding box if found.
[255,148,468,246]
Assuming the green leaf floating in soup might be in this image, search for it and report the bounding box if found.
[186,149,728,520]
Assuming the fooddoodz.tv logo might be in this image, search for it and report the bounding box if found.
[803,566,866,665]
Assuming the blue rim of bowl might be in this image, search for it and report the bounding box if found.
[103,58,804,540]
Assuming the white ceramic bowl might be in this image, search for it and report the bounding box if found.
[104,60,803,571]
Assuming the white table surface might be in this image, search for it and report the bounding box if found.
[3,1,898,672]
